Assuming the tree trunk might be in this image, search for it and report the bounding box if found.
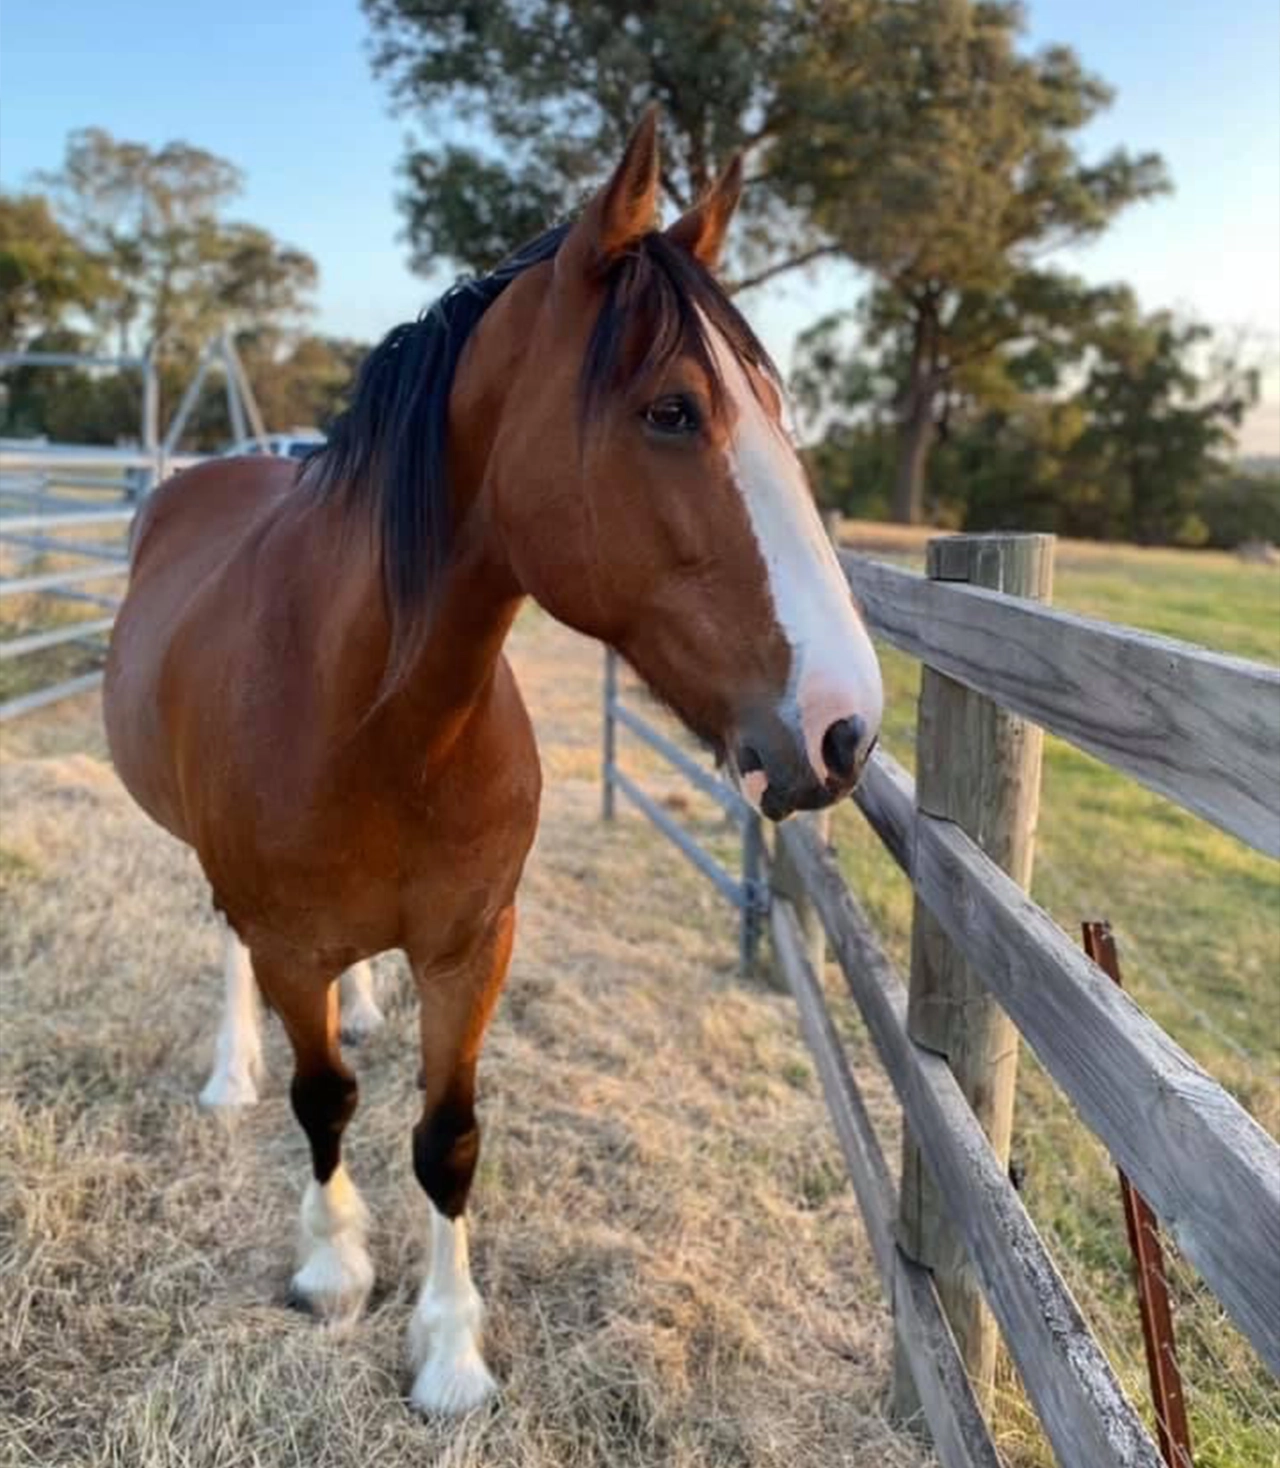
[893,391,935,524]
[892,303,940,525]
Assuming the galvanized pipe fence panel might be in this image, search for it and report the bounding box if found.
[0,458,138,723]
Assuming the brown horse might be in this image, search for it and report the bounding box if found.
[103,111,882,1414]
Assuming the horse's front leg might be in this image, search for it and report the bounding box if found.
[405,906,515,1415]
[254,950,374,1322]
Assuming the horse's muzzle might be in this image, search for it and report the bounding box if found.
[732,712,877,821]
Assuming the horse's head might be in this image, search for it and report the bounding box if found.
[478,112,883,819]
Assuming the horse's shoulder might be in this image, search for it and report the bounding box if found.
[130,456,294,574]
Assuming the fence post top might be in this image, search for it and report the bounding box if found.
[926,532,1057,546]
[926,534,1056,596]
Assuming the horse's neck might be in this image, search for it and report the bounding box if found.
[362,277,538,759]
[361,508,523,764]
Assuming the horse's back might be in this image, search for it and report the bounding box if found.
[104,456,296,836]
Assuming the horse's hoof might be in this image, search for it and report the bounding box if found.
[339,1001,386,1046]
[199,1069,260,1109]
[289,1242,374,1323]
[409,1346,497,1416]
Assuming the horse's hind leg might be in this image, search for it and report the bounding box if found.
[338,960,385,1043]
[200,920,264,1109]
[405,907,515,1415]
[254,951,373,1322]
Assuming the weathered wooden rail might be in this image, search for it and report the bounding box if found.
[846,551,1280,857]
[602,530,1280,1467]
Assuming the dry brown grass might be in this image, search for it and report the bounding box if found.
[0,608,928,1468]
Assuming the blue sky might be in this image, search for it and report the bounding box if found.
[3,0,1278,449]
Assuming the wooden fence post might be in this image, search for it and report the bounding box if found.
[893,533,1055,1422]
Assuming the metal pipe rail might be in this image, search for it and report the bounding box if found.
[609,766,748,909]
[0,671,104,722]
[602,648,766,972]
[0,534,128,562]
[0,617,115,662]
[609,699,753,825]
[0,563,127,598]
[0,509,134,533]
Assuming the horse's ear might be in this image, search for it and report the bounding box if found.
[557,107,661,283]
[665,154,744,271]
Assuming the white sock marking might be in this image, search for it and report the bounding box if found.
[199,924,264,1108]
[291,1164,374,1323]
[408,1206,496,1415]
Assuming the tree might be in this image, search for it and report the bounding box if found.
[0,192,108,350]
[6,130,338,445]
[798,296,1260,545]
[792,269,1132,520]
[38,129,317,363]
[361,0,863,280]
[774,0,1169,521]
[1070,304,1256,544]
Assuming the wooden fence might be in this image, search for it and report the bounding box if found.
[751,534,1277,1466]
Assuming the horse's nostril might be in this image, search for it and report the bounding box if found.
[737,743,764,775]
[822,715,867,783]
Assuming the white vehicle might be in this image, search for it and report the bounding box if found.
[222,429,325,462]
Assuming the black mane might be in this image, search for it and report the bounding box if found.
[307,224,776,691]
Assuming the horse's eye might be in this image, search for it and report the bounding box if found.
[643,395,700,436]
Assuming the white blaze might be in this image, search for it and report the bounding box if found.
[706,323,883,785]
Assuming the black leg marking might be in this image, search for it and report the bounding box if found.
[291,1067,358,1184]
[413,1100,480,1219]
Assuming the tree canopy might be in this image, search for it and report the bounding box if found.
[3,131,350,450]
[3,27,1267,544]
[0,193,109,352]
[796,285,1263,546]
[775,0,1169,520]
[362,0,851,281]
[36,128,317,361]
[364,0,1174,522]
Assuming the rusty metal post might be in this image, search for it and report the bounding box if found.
[1083,921,1193,1468]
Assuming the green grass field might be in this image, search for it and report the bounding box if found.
[833,531,1280,1466]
